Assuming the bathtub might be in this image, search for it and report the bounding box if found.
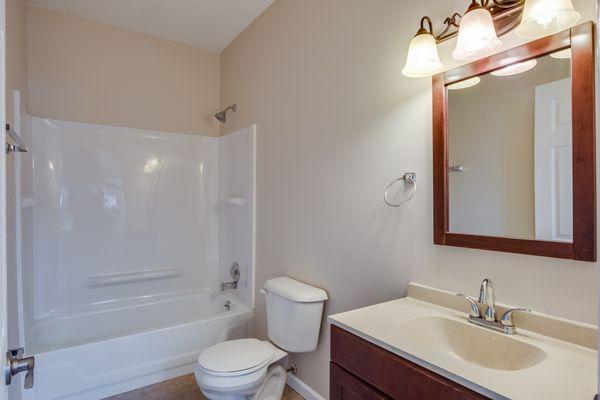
[21,292,253,400]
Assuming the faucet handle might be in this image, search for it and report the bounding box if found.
[456,294,481,318]
[500,308,531,327]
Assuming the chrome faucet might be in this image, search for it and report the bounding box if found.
[221,262,240,291]
[457,279,531,335]
[478,278,496,322]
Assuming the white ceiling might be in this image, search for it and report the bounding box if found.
[27,0,275,52]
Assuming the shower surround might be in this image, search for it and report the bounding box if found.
[15,117,256,400]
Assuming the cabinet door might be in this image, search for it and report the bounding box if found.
[331,326,490,400]
[331,362,391,400]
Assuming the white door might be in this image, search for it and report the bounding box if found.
[534,77,573,242]
[0,0,8,398]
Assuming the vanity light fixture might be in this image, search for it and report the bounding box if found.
[550,48,572,59]
[490,59,537,76]
[515,0,581,38]
[447,77,481,90]
[452,1,502,61]
[403,0,581,78]
[402,17,444,78]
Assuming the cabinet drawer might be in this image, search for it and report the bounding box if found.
[330,325,489,400]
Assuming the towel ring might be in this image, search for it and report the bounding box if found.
[384,173,417,207]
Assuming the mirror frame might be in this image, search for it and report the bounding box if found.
[433,22,596,261]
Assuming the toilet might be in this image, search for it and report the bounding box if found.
[194,277,328,400]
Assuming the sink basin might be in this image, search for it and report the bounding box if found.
[396,316,547,371]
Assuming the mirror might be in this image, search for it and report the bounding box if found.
[447,52,572,242]
[432,23,596,261]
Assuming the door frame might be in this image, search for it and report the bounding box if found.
[0,0,9,398]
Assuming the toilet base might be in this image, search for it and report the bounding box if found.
[198,365,287,400]
[251,365,287,400]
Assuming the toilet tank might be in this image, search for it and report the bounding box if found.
[262,277,328,353]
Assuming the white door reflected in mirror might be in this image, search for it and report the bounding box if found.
[534,78,573,242]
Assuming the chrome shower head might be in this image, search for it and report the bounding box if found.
[215,104,237,123]
[215,111,227,123]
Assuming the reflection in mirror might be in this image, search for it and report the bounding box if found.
[447,50,572,242]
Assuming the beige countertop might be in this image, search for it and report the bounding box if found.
[328,283,598,400]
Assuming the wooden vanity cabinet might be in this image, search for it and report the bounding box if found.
[330,325,490,400]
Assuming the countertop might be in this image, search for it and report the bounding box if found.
[328,284,598,400]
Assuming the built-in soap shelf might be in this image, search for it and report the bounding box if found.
[22,197,40,208]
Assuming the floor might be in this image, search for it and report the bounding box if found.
[104,374,304,400]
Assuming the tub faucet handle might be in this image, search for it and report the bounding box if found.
[221,262,241,291]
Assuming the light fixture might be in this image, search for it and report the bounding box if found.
[403,0,581,78]
[452,1,502,61]
[490,59,537,76]
[402,17,444,78]
[447,77,481,90]
[550,48,572,59]
[516,0,580,38]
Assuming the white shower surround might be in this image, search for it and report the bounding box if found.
[16,117,256,399]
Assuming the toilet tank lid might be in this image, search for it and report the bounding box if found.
[264,277,328,302]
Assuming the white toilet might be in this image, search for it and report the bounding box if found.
[194,277,328,400]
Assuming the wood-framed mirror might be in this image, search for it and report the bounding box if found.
[433,22,596,261]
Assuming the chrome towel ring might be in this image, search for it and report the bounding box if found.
[384,172,417,207]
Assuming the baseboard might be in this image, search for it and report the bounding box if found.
[287,373,326,400]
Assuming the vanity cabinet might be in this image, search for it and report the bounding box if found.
[330,325,490,400]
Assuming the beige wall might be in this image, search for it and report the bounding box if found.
[7,0,28,121]
[5,0,29,363]
[220,0,597,397]
[448,55,571,239]
[27,6,221,136]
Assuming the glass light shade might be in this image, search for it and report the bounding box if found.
[447,77,481,90]
[491,59,537,76]
[452,8,502,61]
[402,33,444,78]
[550,48,572,59]
[516,0,580,38]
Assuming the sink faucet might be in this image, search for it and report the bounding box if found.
[478,278,496,322]
[457,279,531,335]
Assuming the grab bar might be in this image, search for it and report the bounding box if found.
[5,124,28,153]
[86,267,183,287]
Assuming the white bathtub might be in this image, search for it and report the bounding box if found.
[22,292,253,400]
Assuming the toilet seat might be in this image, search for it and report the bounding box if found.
[199,339,275,376]
[195,338,288,398]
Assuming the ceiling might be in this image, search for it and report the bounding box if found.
[27,0,275,52]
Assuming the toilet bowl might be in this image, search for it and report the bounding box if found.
[195,277,328,400]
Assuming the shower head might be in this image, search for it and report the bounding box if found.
[215,104,237,123]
